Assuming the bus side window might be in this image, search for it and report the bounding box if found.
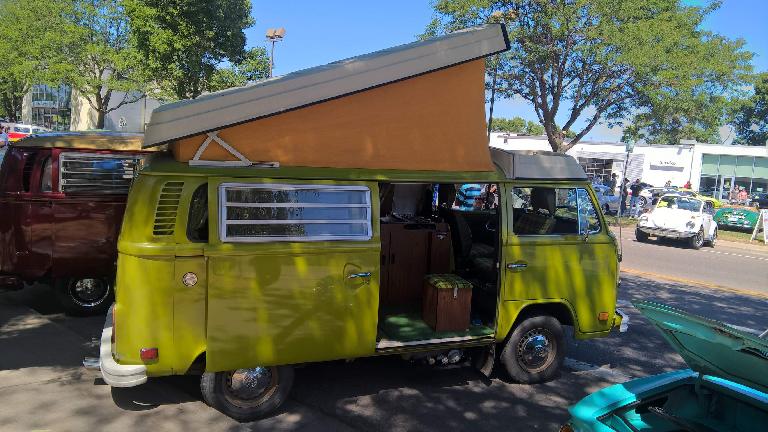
[187,184,208,242]
[40,157,53,193]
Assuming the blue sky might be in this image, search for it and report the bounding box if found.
[247,1,767,142]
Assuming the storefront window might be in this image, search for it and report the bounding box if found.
[30,84,72,131]
[699,155,768,197]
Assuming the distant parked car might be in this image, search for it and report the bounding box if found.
[751,192,768,209]
[641,186,678,206]
[593,184,620,215]
[636,194,717,249]
[677,188,722,208]
[562,301,768,432]
[714,207,760,231]
[0,132,153,315]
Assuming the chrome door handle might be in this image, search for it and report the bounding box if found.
[506,262,528,270]
[347,272,371,279]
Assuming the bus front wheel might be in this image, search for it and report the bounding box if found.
[500,315,565,384]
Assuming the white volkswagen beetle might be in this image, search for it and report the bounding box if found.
[635,194,717,249]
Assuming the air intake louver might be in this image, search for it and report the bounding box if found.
[153,181,184,236]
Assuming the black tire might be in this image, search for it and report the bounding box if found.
[708,228,717,248]
[635,228,649,243]
[603,204,612,215]
[54,277,114,316]
[500,315,565,384]
[638,196,648,208]
[688,229,704,250]
[201,365,294,422]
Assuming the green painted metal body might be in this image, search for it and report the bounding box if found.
[567,301,768,431]
[114,153,619,376]
[714,206,760,230]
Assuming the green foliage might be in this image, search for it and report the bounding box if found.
[527,121,545,136]
[0,0,70,121]
[490,116,547,136]
[732,72,768,146]
[124,0,254,100]
[62,0,151,129]
[490,116,526,133]
[425,0,752,152]
[209,47,271,92]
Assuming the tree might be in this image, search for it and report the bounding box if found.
[490,116,526,133]
[124,0,254,100]
[209,47,271,92]
[62,0,151,129]
[526,120,545,136]
[0,0,68,122]
[425,0,752,152]
[732,72,768,146]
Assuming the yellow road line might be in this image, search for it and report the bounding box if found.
[620,267,768,300]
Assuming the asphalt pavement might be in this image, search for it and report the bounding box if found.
[615,226,768,297]
[1,244,767,431]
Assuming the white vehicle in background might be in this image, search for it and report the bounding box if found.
[635,194,717,249]
[593,184,620,215]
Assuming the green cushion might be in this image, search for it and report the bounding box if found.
[424,274,472,290]
[381,313,493,342]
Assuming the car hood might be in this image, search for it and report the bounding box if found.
[635,301,768,394]
[644,207,696,227]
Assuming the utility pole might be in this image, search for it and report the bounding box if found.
[266,28,286,78]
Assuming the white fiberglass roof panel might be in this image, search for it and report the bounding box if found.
[144,24,509,147]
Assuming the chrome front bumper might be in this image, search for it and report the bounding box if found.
[637,226,695,239]
[95,305,147,387]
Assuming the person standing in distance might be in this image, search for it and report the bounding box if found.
[620,178,630,216]
[629,179,643,218]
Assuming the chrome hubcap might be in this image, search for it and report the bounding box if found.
[227,367,273,400]
[517,329,555,372]
[70,278,109,307]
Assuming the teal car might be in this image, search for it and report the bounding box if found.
[714,207,760,230]
[562,301,767,432]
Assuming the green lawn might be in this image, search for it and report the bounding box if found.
[605,216,638,227]
[717,228,766,245]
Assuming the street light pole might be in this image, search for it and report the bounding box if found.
[266,28,286,78]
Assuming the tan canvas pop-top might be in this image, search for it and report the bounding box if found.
[144,24,510,172]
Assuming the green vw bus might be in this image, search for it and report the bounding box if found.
[94,24,624,421]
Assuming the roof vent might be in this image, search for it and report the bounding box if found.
[153,181,184,236]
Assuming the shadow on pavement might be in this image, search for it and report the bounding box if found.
[2,274,765,431]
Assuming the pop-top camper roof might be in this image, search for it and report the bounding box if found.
[143,24,510,172]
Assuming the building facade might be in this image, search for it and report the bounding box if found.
[490,134,768,198]
[20,85,161,133]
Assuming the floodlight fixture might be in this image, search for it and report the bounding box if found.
[265,27,286,78]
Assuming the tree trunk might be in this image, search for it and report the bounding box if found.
[95,110,106,129]
[1,93,16,122]
[94,87,106,129]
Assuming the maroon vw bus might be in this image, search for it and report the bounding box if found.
[0,132,153,315]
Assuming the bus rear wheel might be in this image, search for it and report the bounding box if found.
[201,365,294,422]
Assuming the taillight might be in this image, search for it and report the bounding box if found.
[140,348,158,362]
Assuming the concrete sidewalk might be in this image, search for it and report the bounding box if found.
[0,296,353,431]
